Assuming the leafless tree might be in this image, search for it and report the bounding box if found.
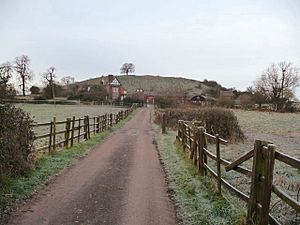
[42,67,56,99]
[120,63,135,75]
[254,62,299,110]
[0,62,13,85]
[61,76,75,87]
[14,55,33,96]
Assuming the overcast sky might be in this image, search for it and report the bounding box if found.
[1,0,300,97]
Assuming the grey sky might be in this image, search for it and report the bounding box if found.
[1,0,300,96]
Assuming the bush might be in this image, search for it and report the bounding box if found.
[217,98,235,108]
[0,104,35,183]
[155,107,244,141]
[0,84,16,101]
[30,86,40,95]
[42,84,64,99]
[67,85,108,102]
[33,95,47,100]
[123,96,144,105]
[155,96,178,108]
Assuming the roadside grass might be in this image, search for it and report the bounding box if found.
[153,124,246,225]
[0,110,135,222]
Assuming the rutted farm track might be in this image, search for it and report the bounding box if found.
[8,108,176,225]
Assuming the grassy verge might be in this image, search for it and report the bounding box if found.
[0,110,136,222]
[153,124,246,225]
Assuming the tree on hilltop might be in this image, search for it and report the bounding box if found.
[120,63,135,75]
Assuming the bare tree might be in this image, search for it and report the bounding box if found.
[0,62,13,85]
[254,62,299,111]
[42,67,56,99]
[14,55,33,96]
[120,63,135,75]
[61,76,75,87]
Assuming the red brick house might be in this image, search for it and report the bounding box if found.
[105,75,127,100]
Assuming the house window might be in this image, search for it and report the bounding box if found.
[112,87,119,93]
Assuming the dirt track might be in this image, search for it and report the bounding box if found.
[8,108,176,225]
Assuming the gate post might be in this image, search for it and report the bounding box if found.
[198,127,205,176]
[247,140,276,225]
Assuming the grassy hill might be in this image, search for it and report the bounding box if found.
[77,75,215,96]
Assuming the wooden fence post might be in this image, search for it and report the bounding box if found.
[216,134,222,195]
[87,116,90,139]
[70,116,75,147]
[96,116,100,133]
[93,117,96,135]
[193,125,198,166]
[188,126,191,153]
[110,113,113,127]
[84,116,88,140]
[104,114,107,130]
[52,116,56,152]
[162,114,166,134]
[247,140,276,225]
[182,123,186,150]
[190,125,195,160]
[198,127,205,176]
[49,121,53,153]
[78,118,81,143]
[65,118,71,148]
[101,116,104,132]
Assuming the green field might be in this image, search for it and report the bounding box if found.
[15,104,126,150]
[218,110,300,224]
[15,103,124,123]
[224,110,300,160]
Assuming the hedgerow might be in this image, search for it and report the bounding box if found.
[0,104,35,183]
[155,107,244,141]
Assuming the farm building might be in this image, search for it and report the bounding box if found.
[190,94,215,105]
[104,75,127,100]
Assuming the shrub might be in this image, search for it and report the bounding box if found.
[0,84,16,101]
[33,95,47,100]
[0,104,35,183]
[155,96,178,108]
[155,107,244,141]
[217,98,235,108]
[123,96,144,105]
[42,83,64,99]
[67,85,108,102]
[30,86,40,94]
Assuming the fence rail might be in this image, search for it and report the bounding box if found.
[31,104,137,153]
[176,119,300,225]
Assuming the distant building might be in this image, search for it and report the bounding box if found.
[144,92,157,104]
[190,95,207,103]
[190,94,216,106]
[219,90,234,101]
[105,75,127,100]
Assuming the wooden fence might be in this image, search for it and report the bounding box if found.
[31,104,137,153]
[176,120,300,225]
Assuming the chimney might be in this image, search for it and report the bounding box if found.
[108,74,114,83]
